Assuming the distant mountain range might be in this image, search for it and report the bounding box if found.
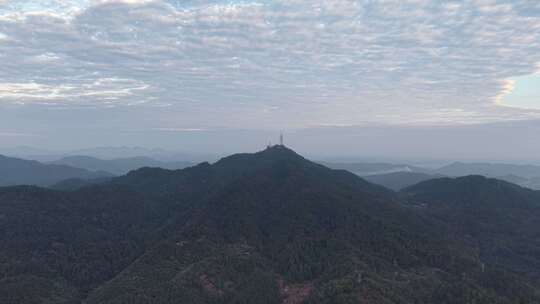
[320,161,430,176]
[0,154,112,187]
[325,161,540,191]
[0,154,197,188]
[435,161,540,178]
[431,162,540,190]
[4,149,540,192]
[50,155,194,175]
[2,146,540,303]
[0,146,216,162]
[363,171,444,191]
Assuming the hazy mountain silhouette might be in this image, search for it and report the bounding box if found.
[322,161,429,176]
[0,154,112,187]
[327,161,540,191]
[435,162,540,178]
[364,171,443,191]
[0,146,215,163]
[1,148,540,303]
[517,176,540,190]
[69,146,214,162]
[51,155,194,175]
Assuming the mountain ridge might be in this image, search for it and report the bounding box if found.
[0,154,113,187]
[51,155,194,175]
[2,148,540,303]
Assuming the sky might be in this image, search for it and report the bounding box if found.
[0,0,540,160]
[504,74,540,110]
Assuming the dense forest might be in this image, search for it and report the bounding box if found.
[2,146,540,303]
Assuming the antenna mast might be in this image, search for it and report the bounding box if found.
[280,132,284,146]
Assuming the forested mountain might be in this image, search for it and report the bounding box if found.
[51,155,194,175]
[2,147,540,303]
[402,176,540,297]
[50,177,113,191]
[0,154,112,187]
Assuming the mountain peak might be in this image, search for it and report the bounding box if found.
[257,144,303,159]
[213,145,305,169]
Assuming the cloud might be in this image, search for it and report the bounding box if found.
[0,0,540,127]
[0,78,151,106]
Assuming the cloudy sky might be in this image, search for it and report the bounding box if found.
[0,0,540,159]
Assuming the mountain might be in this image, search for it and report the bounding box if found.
[346,161,540,191]
[435,162,540,179]
[51,155,194,175]
[0,184,171,303]
[517,176,540,191]
[0,146,215,163]
[402,176,540,285]
[497,174,529,185]
[50,177,113,191]
[321,162,429,176]
[0,154,112,187]
[0,146,62,162]
[70,146,215,162]
[2,147,540,303]
[323,161,540,191]
[493,175,540,191]
[364,171,443,191]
